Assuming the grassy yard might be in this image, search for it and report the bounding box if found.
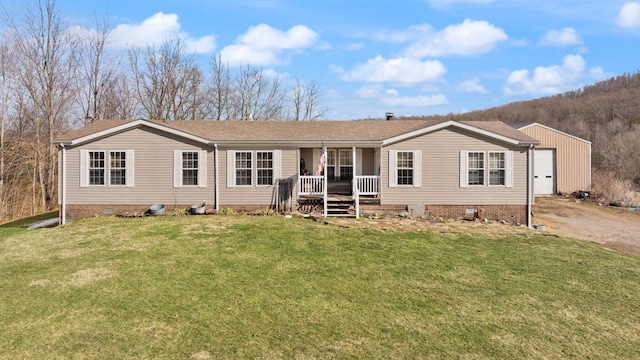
[1,215,639,359]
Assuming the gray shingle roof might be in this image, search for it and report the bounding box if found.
[54,119,539,145]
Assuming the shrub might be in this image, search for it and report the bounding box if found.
[592,170,639,205]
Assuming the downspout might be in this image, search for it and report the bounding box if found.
[214,143,219,211]
[527,144,533,228]
[59,144,66,225]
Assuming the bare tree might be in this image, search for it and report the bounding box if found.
[290,78,328,121]
[74,14,124,122]
[207,53,232,120]
[128,38,204,121]
[233,65,286,120]
[3,0,78,211]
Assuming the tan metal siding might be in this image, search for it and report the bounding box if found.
[382,127,529,206]
[219,146,298,206]
[520,125,591,193]
[65,127,215,207]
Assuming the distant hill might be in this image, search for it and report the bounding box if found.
[410,71,640,186]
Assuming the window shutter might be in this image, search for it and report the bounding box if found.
[80,149,88,188]
[389,150,397,188]
[356,149,363,176]
[459,150,468,188]
[126,150,135,188]
[413,150,422,188]
[198,150,207,188]
[227,150,236,188]
[173,150,181,188]
[505,150,514,188]
[273,150,281,184]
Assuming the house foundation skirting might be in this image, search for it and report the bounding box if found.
[360,204,527,225]
[64,203,527,225]
[63,204,211,221]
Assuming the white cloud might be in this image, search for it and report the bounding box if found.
[220,24,318,66]
[427,0,495,9]
[503,54,593,96]
[617,2,640,28]
[539,27,582,46]
[402,19,508,57]
[341,56,447,85]
[355,85,385,98]
[111,12,216,53]
[382,94,449,107]
[457,78,487,94]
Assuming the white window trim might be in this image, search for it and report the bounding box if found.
[227,150,281,188]
[460,150,513,188]
[389,150,421,188]
[80,149,134,188]
[174,150,207,188]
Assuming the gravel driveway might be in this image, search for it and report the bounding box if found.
[533,196,640,256]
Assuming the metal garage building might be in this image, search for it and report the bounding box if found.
[514,123,592,195]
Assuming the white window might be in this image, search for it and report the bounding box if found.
[460,150,513,188]
[235,151,252,186]
[81,150,134,188]
[110,151,126,186]
[489,152,506,186]
[89,151,105,185]
[256,151,273,185]
[388,150,421,188]
[468,152,485,186]
[227,150,281,188]
[174,150,207,188]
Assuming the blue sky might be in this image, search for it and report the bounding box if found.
[17,0,640,119]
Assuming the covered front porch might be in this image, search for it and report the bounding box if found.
[297,147,381,217]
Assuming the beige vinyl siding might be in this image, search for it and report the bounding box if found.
[66,127,214,206]
[519,124,591,193]
[219,146,297,206]
[381,127,528,206]
[360,148,376,176]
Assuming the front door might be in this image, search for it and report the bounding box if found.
[325,149,353,181]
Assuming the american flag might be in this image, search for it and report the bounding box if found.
[315,146,326,176]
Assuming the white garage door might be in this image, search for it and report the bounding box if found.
[534,149,556,195]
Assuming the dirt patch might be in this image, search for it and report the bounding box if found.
[318,195,640,256]
[533,196,640,256]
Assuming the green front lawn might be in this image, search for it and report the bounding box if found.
[1,215,638,358]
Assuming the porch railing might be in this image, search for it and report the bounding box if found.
[354,175,380,195]
[298,175,324,196]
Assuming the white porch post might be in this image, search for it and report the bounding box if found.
[323,147,327,217]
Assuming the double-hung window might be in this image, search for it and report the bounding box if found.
[81,150,133,187]
[388,150,421,187]
[173,150,207,188]
[467,152,484,186]
[396,151,414,185]
[109,151,126,185]
[227,150,281,187]
[182,152,199,186]
[89,151,106,185]
[460,150,513,188]
[235,151,253,186]
[256,151,273,185]
[489,152,506,186]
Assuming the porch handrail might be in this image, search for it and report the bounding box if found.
[354,175,380,195]
[298,175,324,196]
